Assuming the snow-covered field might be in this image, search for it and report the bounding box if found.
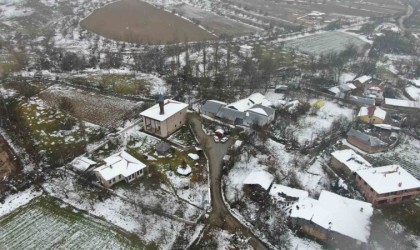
[292,99,354,145]
[0,197,136,250]
[284,31,368,56]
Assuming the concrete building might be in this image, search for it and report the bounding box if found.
[94,151,147,188]
[330,149,372,176]
[140,98,188,138]
[355,165,420,206]
[290,191,373,249]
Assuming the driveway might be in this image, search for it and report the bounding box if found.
[189,115,268,250]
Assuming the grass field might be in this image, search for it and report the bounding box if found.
[80,0,217,44]
[0,197,142,250]
[284,31,368,56]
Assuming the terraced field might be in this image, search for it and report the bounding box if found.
[0,197,140,250]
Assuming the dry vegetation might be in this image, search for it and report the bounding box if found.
[39,85,142,128]
[80,0,217,44]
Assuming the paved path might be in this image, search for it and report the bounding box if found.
[189,115,268,250]
[398,3,413,34]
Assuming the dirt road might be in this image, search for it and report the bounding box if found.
[398,3,413,34]
[189,115,268,250]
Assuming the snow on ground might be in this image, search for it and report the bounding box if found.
[286,230,323,250]
[293,99,354,145]
[0,187,42,217]
[406,86,420,101]
[42,171,199,248]
[340,72,357,84]
[135,72,168,95]
[295,158,330,197]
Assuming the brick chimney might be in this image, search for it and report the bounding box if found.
[158,95,165,115]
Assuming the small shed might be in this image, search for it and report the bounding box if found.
[156,142,171,156]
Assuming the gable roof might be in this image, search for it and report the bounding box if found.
[349,95,375,106]
[357,106,387,120]
[385,98,420,109]
[290,191,373,243]
[201,100,227,114]
[354,75,371,84]
[248,104,275,117]
[72,157,97,171]
[347,128,387,147]
[140,99,188,121]
[243,171,274,190]
[227,92,272,112]
[356,165,420,194]
[94,151,146,181]
[269,184,308,202]
[331,149,372,173]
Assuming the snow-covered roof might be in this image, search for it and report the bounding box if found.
[354,75,371,84]
[140,99,188,121]
[227,93,272,112]
[373,124,401,130]
[72,157,96,171]
[290,191,373,243]
[357,106,387,120]
[233,140,243,149]
[269,184,308,202]
[347,83,357,90]
[328,86,341,95]
[248,107,268,116]
[356,165,420,194]
[331,149,371,173]
[201,100,227,114]
[94,151,146,181]
[243,171,274,190]
[188,153,199,160]
[385,98,420,109]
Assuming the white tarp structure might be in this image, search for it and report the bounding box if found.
[243,171,274,190]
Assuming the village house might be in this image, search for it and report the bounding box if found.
[364,83,384,104]
[384,98,420,111]
[328,83,357,99]
[243,170,274,191]
[290,190,373,249]
[201,93,275,127]
[349,95,375,107]
[94,150,147,188]
[352,75,371,89]
[355,165,420,206]
[357,106,387,124]
[269,184,308,203]
[347,128,388,153]
[140,97,188,138]
[330,149,371,176]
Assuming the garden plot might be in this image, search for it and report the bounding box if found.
[42,170,200,249]
[39,85,142,129]
[369,135,420,180]
[290,100,354,146]
[0,197,139,250]
[168,4,260,36]
[18,97,103,167]
[284,31,368,56]
[168,125,197,147]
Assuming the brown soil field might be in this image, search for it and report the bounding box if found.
[80,0,217,44]
[39,85,142,129]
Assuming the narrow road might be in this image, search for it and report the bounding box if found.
[398,3,413,34]
[189,115,268,250]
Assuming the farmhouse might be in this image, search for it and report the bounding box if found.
[200,100,227,118]
[355,165,420,206]
[352,75,371,89]
[364,84,384,104]
[94,150,147,188]
[330,149,371,176]
[328,83,356,98]
[201,93,275,127]
[243,170,274,191]
[269,184,308,203]
[347,128,388,153]
[357,106,387,124]
[290,191,373,248]
[384,98,420,111]
[140,97,188,138]
[71,157,97,172]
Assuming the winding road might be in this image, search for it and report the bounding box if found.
[398,3,414,34]
[189,115,268,250]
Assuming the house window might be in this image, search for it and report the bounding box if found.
[140,169,143,174]
[377,200,387,204]
[180,121,181,124]
[175,125,177,128]
[113,178,115,182]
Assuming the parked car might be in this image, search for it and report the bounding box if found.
[221,137,228,143]
[213,135,220,143]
